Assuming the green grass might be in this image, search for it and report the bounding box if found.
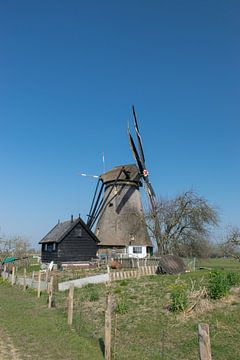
[196,257,240,270]
[1,258,240,359]
[0,282,103,360]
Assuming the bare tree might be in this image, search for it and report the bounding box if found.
[222,226,240,260]
[0,236,30,262]
[146,190,219,256]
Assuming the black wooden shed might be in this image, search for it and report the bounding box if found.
[39,216,99,264]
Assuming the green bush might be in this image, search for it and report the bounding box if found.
[170,282,188,312]
[113,287,122,294]
[208,271,229,300]
[115,298,129,314]
[89,288,99,301]
[119,280,128,286]
[81,284,99,302]
[226,272,240,287]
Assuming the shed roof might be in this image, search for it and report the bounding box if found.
[39,217,100,244]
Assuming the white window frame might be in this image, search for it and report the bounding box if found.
[132,246,142,254]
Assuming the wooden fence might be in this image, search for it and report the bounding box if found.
[112,257,160,268]
[110,265,157,281]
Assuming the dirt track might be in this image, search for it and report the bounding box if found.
[0,329,21,360]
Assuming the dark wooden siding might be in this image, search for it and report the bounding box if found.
[58,224,98,262]
[41,223,98,263]
[41,244,59,263]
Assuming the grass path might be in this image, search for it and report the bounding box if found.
[0,282,103,360]
[0,328,21,360]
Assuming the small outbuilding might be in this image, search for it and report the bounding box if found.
[39,216,99,264]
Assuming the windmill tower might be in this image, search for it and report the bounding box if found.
[87,107,157,258]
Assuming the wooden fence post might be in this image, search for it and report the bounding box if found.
[48,276,55,308]
[45,270,49,287]
[193,257,196,272]
[107,265,111,287]
[23,268,27,291]
[105,294,112,360]
[11,266,15,285]
[37,271,41,298]
[198,323,212,360]
[31,271,35,286]
[67,283,74,326]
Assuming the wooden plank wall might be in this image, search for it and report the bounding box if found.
[113,257,161,268]
[110,265,157,281]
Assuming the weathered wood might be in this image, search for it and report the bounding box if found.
[193,257,196,272]
[23,268,27,291]
[105,294,112,360]
[37,271,41,298]
[48,276,55,308]
[31,271,35,286]
[11,266,15,285]
[41,222,98,263]
[45,270,49,285]
[198,323,212,360]
[107,265,111,287]
[67,283,74,326]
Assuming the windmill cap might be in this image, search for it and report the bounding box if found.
[100,164,142,184]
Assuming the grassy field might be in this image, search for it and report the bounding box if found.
[0,258,240,359]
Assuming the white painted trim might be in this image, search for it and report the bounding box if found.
[127,245,147,258]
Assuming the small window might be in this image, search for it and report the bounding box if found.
[73,227,82,237]
[133,246,142,254]
[53,243,56,251]
[47,244,53,253]
[44,244,47,251]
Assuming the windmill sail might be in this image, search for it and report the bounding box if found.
[132,105,146,165]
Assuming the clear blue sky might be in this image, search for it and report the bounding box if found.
[0,0,239,246]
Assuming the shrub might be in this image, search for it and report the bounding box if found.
[208,271,229,300]
[119,280,128,286]
[115,298,129,314]
[113,287,122,294]
[226,272,240,287]
[170,282,188,312]
[89,287,99,301]
[82,284,99,301]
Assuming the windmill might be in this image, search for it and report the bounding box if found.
[87,107,157,258]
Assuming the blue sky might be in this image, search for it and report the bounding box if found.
[0,0,239,246]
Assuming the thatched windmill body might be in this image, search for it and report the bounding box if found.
[87,107,157,258]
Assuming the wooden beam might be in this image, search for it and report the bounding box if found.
[105,294,112,360]
[48,276,55,309]
[23,268,27,291]
[37,271,41,298]
[67,283,74,326]
[198,323,212,360]
[11,266,15,285]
